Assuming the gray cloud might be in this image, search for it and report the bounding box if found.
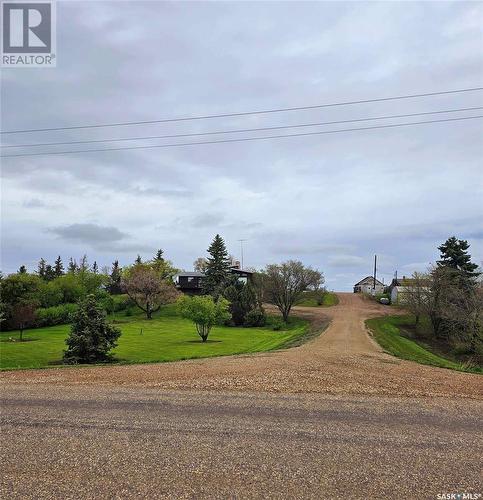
[49,223,129,244]
[328,255,366,268]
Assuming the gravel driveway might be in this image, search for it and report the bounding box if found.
[1,293,482,499]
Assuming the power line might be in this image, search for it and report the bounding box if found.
[2,86,482,135]
[3,106,481,149]
[2,115,481,159]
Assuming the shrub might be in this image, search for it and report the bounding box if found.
[270,318,285,331]
[35,303,78,327]
[244,307,266,327]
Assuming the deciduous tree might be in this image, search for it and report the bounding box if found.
[177,295,230,342]
[122,265,179,319]
[262,260,324,321]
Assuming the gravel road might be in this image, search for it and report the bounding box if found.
[1,293,482,498]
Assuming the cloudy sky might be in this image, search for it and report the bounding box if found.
[1,0,482,290]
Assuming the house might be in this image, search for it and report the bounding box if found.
[173,271,205,295]
[388,276,429,304]
[173,264,253,295]
[353,276,384,294]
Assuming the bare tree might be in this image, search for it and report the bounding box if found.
[193,257,208,273]
[262,260,324,321]
[122,266,179,319]
[402,272,430,325]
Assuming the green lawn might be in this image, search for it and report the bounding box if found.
[296,291,339,307]
[366,315,481,374]
[0,306,310,370]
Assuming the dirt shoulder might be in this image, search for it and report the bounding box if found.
[1,293,482,399]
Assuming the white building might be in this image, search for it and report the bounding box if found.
[353,276,385,295]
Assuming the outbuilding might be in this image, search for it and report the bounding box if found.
[353,276,384,295]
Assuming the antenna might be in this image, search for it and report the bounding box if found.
[238,239,248,269]
[373,254,377,290]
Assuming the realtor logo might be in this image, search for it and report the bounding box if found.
[2,1,56,67]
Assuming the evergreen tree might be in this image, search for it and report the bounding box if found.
[54,256,64,277]
[154,249,164,262]
[18,265,27,274]
[67,257,78,273]
[203,234,232,297]
[44,264,56,281]
[79,254,89,273]
[37,258,47,279]
[108,260,123,295]
[63,295,121,364]
[135,254,142,265]
[92,261,99,274]
[437,237,479,278]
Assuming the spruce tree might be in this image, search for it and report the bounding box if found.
[37,258,47,279]
[18,265,27,274]
[54,256,64,277]
[108,260,122,294]
[203,234,232,297]
[79,254,89,273]
[63,295,121,364]
[44,264,56,281]
[67,257,78,273]
[135,254,142,265]
[437,237,479,277]
[154,249,164,262]
[92,261,99,274]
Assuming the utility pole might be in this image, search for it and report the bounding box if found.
[373,254,377,291]
[238,239,247,269]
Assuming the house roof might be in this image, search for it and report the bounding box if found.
[354,276,384,287]
[175,271,205,277]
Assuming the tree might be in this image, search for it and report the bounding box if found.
[223,280,259,326]
[108,260,123,295]
[79,255,89,273]
[44,264,56,281]
[122,265,179,319]
[203,234,232,297]
[10,303,37,341]
[437,237,480,278]
[37,258,47,279]
[67,257,78,273]
[154,249,164,263]
[135,254,142,265]
[193,257,208,273]
[177,295,230,342]
[403,272,430,325]
[262,260,324,321]
[63,295,121,364]
[92,261,99,274]
[18,265,27,274]
[54,256,64,277]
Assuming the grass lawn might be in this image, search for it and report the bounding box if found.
[296,291,339,307]
[0,305,311,370]
[366,315,481,374]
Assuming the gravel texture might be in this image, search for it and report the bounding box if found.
[1,293,482,499]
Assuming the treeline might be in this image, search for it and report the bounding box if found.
[0,249,174,331]
[403,237,482,362]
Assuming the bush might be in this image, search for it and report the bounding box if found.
[244,307,266,327]
[270,318,285,331]
[35,303,78,327]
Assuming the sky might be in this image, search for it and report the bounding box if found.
[1,0,482,291]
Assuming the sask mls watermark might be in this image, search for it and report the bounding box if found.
[1,0,56,67]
